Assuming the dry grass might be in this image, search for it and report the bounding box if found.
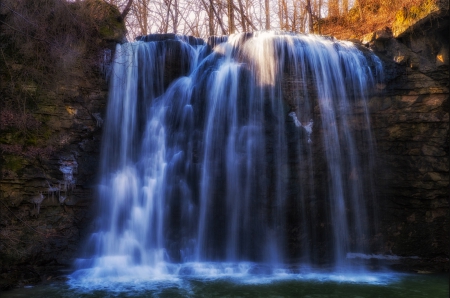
[318,0,431,39]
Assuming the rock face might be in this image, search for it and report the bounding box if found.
[0,66,108,288]
[0,0,126,289]
[366,8,449,271]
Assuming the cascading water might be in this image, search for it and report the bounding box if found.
[70,32,383,286]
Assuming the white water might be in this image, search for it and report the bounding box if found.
[70,32,384,288]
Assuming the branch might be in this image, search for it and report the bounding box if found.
[201,0,227,35]
[120,0,134,20]
[232,2,257,31]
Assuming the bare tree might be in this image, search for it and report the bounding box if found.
[172,0,179,33]
[265,0,271,29]
[228,0,236,33]
[236,0,247,31]
[133,0,149,35]
[102,0,377,39]
[306,0,313,32]
[356,0,365,22]
[342,0,348,14]
[200,0,227,35]
[231,2,257,32]
[328,0,340,17]
[208,1,215,35]
[120,0,134,20]
[313,0,323,33]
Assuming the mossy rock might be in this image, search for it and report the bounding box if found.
[3,154,27,172]
[392,0,440,37]
[79,0,126,42]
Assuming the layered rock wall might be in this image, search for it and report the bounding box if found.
[367,12,449,270]
[0,0,126,288]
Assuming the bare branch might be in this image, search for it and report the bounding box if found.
[120,0,134,20]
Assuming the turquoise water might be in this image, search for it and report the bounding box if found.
[1,273,448,297]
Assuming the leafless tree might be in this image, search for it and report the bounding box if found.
[121,0,134,20]
[102,0,374,39]
[265,0,271,29]
[132,0,150,35]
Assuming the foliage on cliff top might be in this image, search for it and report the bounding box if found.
[0,0,125,159]
[0,0,125,99]
[318,0,448,40]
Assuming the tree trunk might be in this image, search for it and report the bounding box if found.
[306,0,313,33]
[228,0,235,34]
[164,0,173,33]
[232,3,257,31]
[342,0,348,14]
[202,0,227,35]
[135,0,149,35]
[317,0,322,34]
[209,2,215,36]
[237,0,246,32]
[173,0,179,34]
[278,0,283,30]
[265,0,270,30]
[328,0,339,17]
[281,0,288,31]
[357,0,365,22]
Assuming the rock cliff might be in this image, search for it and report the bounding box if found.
[0,0,126,289]
[366,6,449,271]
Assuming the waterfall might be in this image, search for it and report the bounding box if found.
[71,32,382,283]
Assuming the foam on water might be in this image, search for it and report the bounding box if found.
[68,261,401,292]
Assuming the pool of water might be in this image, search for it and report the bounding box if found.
[1,270,448,298]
